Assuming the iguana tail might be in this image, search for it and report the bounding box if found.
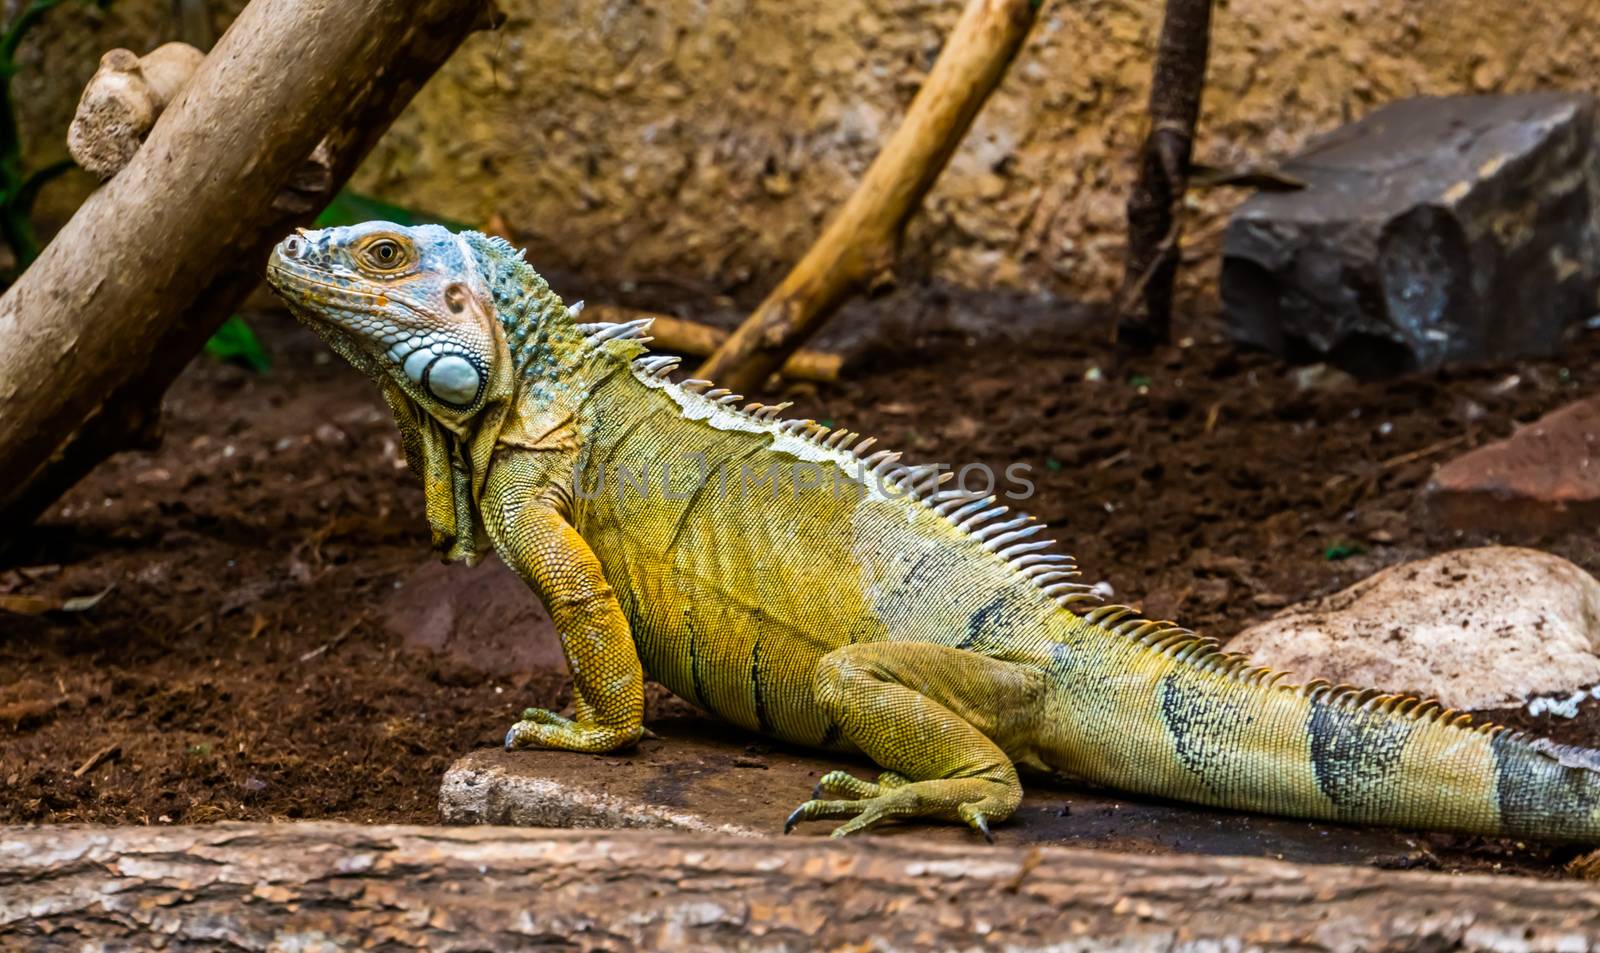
[1056,608,1600,842]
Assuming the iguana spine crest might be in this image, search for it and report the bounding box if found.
[485,232,1538,757]
[577,311,1537,744]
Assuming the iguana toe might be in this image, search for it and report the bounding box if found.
[504,712,643,753]
[505,708,577,749]
[812,769,913,800]
[783,788,924,838]
[785,777,1014,840]
[519,706,573,726]
[812,770,875,800]
[783,797,879,835]
[505,720,542,750]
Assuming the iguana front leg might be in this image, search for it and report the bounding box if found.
[786,642,1041,840]
[487,478,644,753]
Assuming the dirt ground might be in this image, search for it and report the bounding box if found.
[4,301,1599,876]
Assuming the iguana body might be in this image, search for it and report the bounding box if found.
[268,221,1600,841]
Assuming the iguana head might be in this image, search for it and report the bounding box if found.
[266,221,502,426]
[267,221,553,564]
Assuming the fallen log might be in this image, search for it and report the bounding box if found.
[587,303,842,383]
[697,0,1040,394]
[0,0,496,530]
[1,823,1597,950]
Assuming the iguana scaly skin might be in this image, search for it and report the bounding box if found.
[267,221,1600,842]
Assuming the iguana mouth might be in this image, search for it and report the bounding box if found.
[266,247,387,383]
[266,251,387,316]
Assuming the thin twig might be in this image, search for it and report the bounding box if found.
[72,743,121,778]
[1380,435,1466,470]
[299,614,366,662]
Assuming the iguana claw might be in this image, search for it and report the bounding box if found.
[963,806,995,844]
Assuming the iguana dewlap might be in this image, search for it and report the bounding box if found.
[267,221,1600,842]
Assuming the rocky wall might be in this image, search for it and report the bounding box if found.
[17,0,1600,304]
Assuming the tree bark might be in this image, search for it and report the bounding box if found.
[1113,0,1213,354]
[0,0,494,529]
[697,0,1039,395]
[2,823,1598,950]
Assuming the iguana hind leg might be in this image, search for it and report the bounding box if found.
[785,642,1042,841]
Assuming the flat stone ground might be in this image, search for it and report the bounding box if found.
[442,715,1519,869]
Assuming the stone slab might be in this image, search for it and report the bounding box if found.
[443,715,1501,867]
[1222,93,1600,375]
[1424,395,1600,536]
[1229,546,1600,710]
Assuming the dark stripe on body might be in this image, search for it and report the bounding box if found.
[751,636,771,734]
[663,434,749,552]
[686,614,707,708]
[1160,674,1250,796]
[1493,734,1600,841]
[1305,703,1411,811]
[959,594,1008,651]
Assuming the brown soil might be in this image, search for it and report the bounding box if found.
[4,305,1599,875]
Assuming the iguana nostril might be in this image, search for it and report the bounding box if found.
[282,235,305,258]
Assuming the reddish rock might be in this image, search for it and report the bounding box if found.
[1424,396,1600,536]
[380,556,566,676]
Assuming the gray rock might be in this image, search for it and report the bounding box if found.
[440,746,762,835]
[1228,547,1600,711]
[1222,93,1600,376]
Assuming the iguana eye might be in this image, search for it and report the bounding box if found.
[361,238,409,271]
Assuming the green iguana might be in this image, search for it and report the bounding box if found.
[267,221,1600,842]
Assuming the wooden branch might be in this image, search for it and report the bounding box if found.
[0,0,494,529]
[1113,0,1213,354]
[697,0,1040,394]
[3,823,1599,949]
[587,303,841,383]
